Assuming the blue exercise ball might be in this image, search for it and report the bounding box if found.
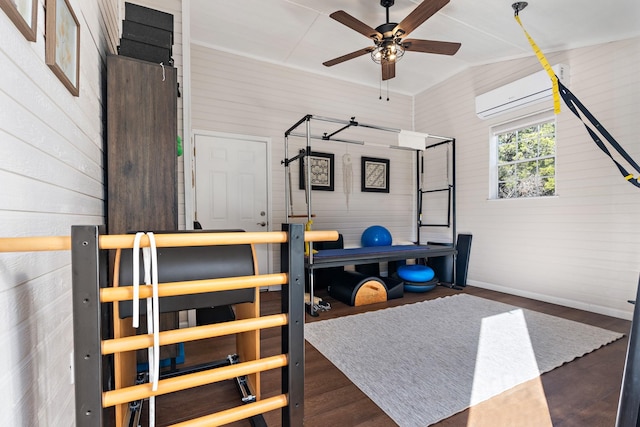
[361,225,392,247]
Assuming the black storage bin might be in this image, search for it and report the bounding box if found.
[125,2,174,33]
[119,39,172,64]
[122,20,173,49]
[120,2,174,65]
[426,241,454,284]
[354,262,380,276]
[312,234,344,289]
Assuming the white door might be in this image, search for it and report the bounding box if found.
[195,133,270,274]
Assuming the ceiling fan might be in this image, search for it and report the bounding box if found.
[323,0,461,81]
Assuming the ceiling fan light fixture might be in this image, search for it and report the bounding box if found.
[324,0,461,82]
[371,40,405,64]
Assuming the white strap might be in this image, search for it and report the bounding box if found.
[148,232,161,392]
[143,246,151,285]
[140,233,161,425]
[131,232,144,328]
[129,232,161,425]
[142,244,155,427]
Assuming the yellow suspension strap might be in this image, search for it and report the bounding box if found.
[513,2,640,188]
[304,220,318,256]
[513,4,561,114]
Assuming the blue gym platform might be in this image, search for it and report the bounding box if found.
[308,244,456,270]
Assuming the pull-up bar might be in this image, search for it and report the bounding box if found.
[284,114,452,144]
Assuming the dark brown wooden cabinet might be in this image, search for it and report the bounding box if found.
[106,54,177,234]
[106,56,179,399]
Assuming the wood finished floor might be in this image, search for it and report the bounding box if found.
[139,286,631,426]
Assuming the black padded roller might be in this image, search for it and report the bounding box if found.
[328,271,387,306]
[118,236,255,319]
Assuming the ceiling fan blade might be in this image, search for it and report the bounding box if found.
[330,10,382,40]
[323,47,375,67]
[394,0,450,37]
[382,61,396,81]
[403,38,461,55]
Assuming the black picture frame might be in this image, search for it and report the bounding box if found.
[299,151,334,191]
[361,156,390,193]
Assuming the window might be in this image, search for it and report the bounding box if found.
[490,112,556,199]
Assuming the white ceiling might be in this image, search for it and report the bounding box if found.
[189,0,640,95]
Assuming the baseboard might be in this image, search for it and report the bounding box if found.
[467,279,633,321]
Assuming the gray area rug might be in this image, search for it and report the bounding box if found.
[304,294,624,426]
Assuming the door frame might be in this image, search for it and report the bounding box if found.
[189,129,273,274]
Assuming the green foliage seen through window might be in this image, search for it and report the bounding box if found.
[496,121,555,198]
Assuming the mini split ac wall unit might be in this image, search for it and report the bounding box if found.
[475,64,569,120]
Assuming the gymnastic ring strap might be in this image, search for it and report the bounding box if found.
[556,78,640,188]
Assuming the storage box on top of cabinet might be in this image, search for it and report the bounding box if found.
[119,2,174,64]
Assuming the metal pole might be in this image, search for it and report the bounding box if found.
[452,139,457,283]
[426,134,454,141]
[416,150,421,243]
[280,223,305,426]
[615,277,640,427]
[287,131,364,144]
[284,134,291,218]
[305,118,318,316]
[305,117,312,225]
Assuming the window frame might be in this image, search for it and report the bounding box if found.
[489,110,557,200]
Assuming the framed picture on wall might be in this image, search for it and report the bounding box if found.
[0,0,38,41]
[361,156,390,193]
[45,0,80,96]
[299,151,335,191]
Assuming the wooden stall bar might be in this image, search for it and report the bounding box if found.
[0,225,338,426]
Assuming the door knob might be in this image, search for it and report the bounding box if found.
[257,222,267,227]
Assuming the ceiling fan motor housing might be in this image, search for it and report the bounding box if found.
[375,22,399,41]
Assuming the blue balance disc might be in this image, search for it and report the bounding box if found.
[397,264,435,283]
[403,278,438,293]
[397,264,437,291]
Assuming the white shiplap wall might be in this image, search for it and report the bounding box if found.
[0,0,119,425]
[190,44,419,271]
[414,37,640,319]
